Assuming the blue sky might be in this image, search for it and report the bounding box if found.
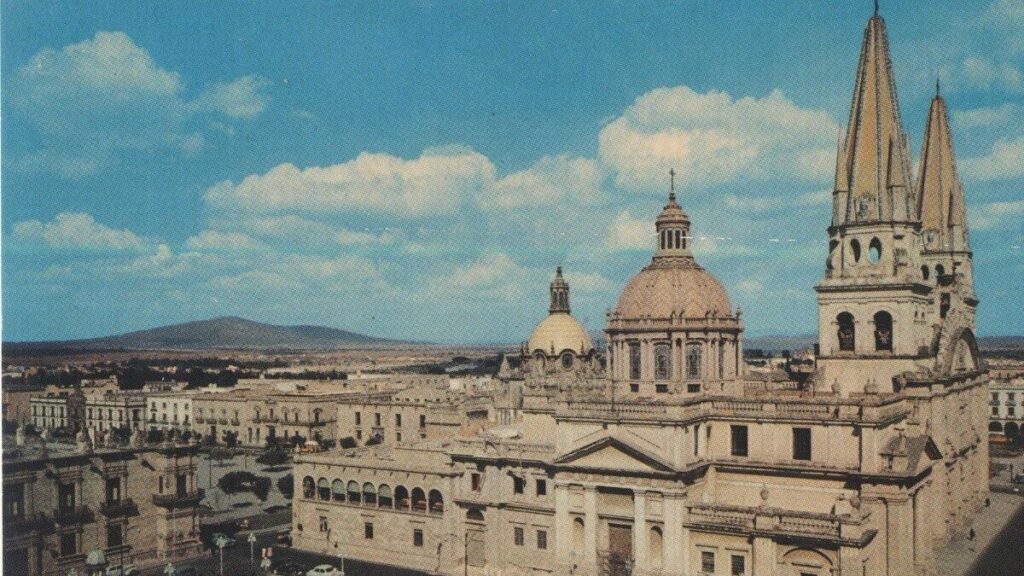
[3,0,1022,343]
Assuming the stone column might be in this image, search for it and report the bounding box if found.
[555,485,572,574]
[663,497,685,576]
[886,495,913,576]
[633,491,648,573]
[751,534,775,576]
[584,487,598,567]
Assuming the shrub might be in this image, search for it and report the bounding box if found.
[340,436,357,449]
[277,474,294,499]
[218,471,272,501]
[256,446,288,466]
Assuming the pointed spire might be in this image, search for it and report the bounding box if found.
[549,266,570,314]
[838,10,914,223]
[874,0,879,17]
[917,90,969,252]
[669,168,677,203]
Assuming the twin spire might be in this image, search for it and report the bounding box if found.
[834,4,967,241]
[835,8,913,224]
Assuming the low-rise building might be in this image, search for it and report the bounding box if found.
[2,437,204,575]
[84,389,147,435]
[146,391,194,434]
[989,368,1024,440]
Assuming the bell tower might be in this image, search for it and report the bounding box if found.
[549,266,570,314]
[816,8,934,395]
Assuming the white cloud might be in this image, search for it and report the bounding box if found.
[962,57,1023,91]
[960,137,1024,180]
[736,279,764,295]
[12,213,147,251]
[185,230,261,251]
[604,210,653,252]
[484,155,606,210]
[191,75,270,118]
[953,103,1018,130]
[205,148,495,217]
[980,0,1024,31]
[598,87,838,192]
[969,200,1024,230]
[11,31,269,177]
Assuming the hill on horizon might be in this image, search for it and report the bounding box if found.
[4,316,404,351]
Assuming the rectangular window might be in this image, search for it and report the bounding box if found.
[355,412,361,425]
[471,473,481,492]
[374,413,381,426]
[687,343,703,379]
[630,383,639,393]
[364,522,374,539]
[656,384,669,393]
[688,383,701,393]
[992,393,998,403]
[107,524,123,548]
[58,483,76,513]
[731,554,746,576]
[701,551,715,573]
[413,529,423,547]
[356,430,363,440]
[513,476,524,494]
[3,484,24,520]
[537,529,548,550]
[105,477,121,504]
[792,428,812,461]
[60,532,77,556]
[993,406,999,416]
[536,479,547,496]
[513,526,524,546]
[1010,393,1017,402]
[654,342,671,380]
[730,425,748,457]
[395,414,402,427]
[320,517,328,532]
[719,343,726,378]
[1010,407,1017,417]
[419,414,427,428]
[396,432,402,442]
[629,342,641,380]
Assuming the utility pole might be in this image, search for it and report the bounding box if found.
[248,532,257,575]
[218,539,226,576]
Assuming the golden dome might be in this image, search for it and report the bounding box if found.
[614,258,732,320]
[528,312,592,355]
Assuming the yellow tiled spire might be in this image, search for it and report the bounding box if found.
[917,88,970,253]
[836,10,915,224]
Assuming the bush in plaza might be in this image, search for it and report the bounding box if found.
[277,474,294,499]
[218,471,273,501]
[339,436,357,449]
[256,445,288,466]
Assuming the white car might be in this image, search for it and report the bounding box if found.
[305,565,343,576]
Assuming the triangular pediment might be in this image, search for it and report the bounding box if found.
[554,435,674,473]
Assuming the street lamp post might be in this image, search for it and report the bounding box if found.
[248,532,257,574]
[218,539,226,576]
[164,562,175,576]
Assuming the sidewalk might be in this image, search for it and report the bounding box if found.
[934,491,1024,576]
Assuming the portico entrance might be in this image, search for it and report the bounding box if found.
[601,523,633,576]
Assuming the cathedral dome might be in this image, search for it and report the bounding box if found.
[614,259,732,320]
[528,312,592,356]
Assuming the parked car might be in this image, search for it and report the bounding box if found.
[271,560,306,576]
[210,532,236,548]
[105,565,138,576]
[275,529,292,546]
[305,565,343,576]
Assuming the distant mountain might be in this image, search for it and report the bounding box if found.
[5,316,402,351]
[743,334,818,353]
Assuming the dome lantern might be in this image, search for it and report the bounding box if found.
[654,168,692,260]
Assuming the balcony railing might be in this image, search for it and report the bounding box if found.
[99,498,139,518]
[253,416,279,424]
[4,512,54,533]
[152,492,202,508]
[52,506,94,526]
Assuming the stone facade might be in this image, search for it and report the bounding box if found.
[2,439,204,576]
[289,8,988,576]
[988,369,1024,439]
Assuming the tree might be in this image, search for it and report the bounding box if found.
[146,428,165,444]
[277,474,294,499]
[256,445,288,466]
[289,433,306,446]
[340,436,357,449]
[223,430,239,448]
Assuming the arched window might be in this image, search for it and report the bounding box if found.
[331,480,345,502]
[378,484,393,508]
[868,238,882,264]
[850,239,861,263]
[686,342,702,379]
[302,476,315,499]
[572,518,584,553]
[837,313,855,352]
[674,229,681,250]
[317,478,330,501]
[654,343,671,380]
[873,311,893,352]
[313,408,321,424]
[649,526,664,568]
[921,265,930,281]
[428,489,444,514]
[411,487,426,512]
[466,509,485,522]
[347,480,361,504]
[363,482,376,506]
[395,486,410,510]
[827,240,839,271]
[561,352,574,370]
[936,264,945,277]
[628,342,641,380]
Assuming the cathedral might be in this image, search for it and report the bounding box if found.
[292,8,988,575]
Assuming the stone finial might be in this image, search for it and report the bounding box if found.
[759,484,770,505]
